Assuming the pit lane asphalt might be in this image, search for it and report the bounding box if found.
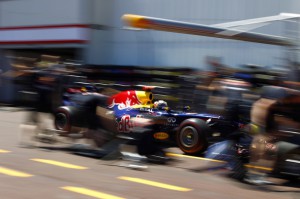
[0,110,298,199]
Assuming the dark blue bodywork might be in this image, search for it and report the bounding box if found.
[112,105,244,145]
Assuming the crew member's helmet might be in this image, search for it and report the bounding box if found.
[154,100,168,110]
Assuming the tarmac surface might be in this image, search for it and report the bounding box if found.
[0,109,299,199]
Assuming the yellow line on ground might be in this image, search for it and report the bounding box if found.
[0,166,33,177]
[31,159,88,170]
[166,153,224,163]
[167,153,273,171]
[244,164,273,171]
[118,176,192,192]
[62,186,125,199]
[0,149,11,153]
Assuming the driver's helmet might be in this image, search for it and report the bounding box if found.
[153,100,168,110]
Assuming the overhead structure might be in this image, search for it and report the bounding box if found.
[122,13,300,47]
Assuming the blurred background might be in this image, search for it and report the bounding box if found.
[0,1,299,197]
[0,0,300,113]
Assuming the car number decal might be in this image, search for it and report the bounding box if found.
[118,115,132,133]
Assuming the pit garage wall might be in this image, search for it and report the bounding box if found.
[0,0,299,68]
[0,0,92,104]
[0,0,91,51]
[0,0,84,26]
[87,0,299,69]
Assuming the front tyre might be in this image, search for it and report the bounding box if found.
[274,149,300,180]
[177,118,210,155]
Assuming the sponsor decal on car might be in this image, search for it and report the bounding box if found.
[153,132,169,140]
[167,117,176,123]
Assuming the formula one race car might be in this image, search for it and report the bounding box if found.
[53,86,248,155]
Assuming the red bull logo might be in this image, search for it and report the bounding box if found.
[108,90,153,110]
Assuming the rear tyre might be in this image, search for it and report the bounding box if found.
[54,107,72,133]
[177,118,210,155]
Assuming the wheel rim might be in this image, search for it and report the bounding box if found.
[180,126,199,148]
[55,113,68,130]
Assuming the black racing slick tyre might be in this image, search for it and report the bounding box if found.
[177,118,210,155]
[273,148,300,180]
[54,107,72,133]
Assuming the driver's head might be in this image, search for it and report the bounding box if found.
[153,100,168,110]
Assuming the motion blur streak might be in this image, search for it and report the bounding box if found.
[121,14,151,29]
[118,176,192,192]
[122,14,293,46]
[0,166,33,177]
[0,149,10,153]
[62,186,125,199]
[166,152,224,163]
[168,153,273,171]
[31,159,88,169]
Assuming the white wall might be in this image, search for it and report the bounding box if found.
[86,0,298,69]
[0,0,83,26]
[0,0,299,69]
[84,0,115,64]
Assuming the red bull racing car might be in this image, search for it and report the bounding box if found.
[54,86,247,155]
